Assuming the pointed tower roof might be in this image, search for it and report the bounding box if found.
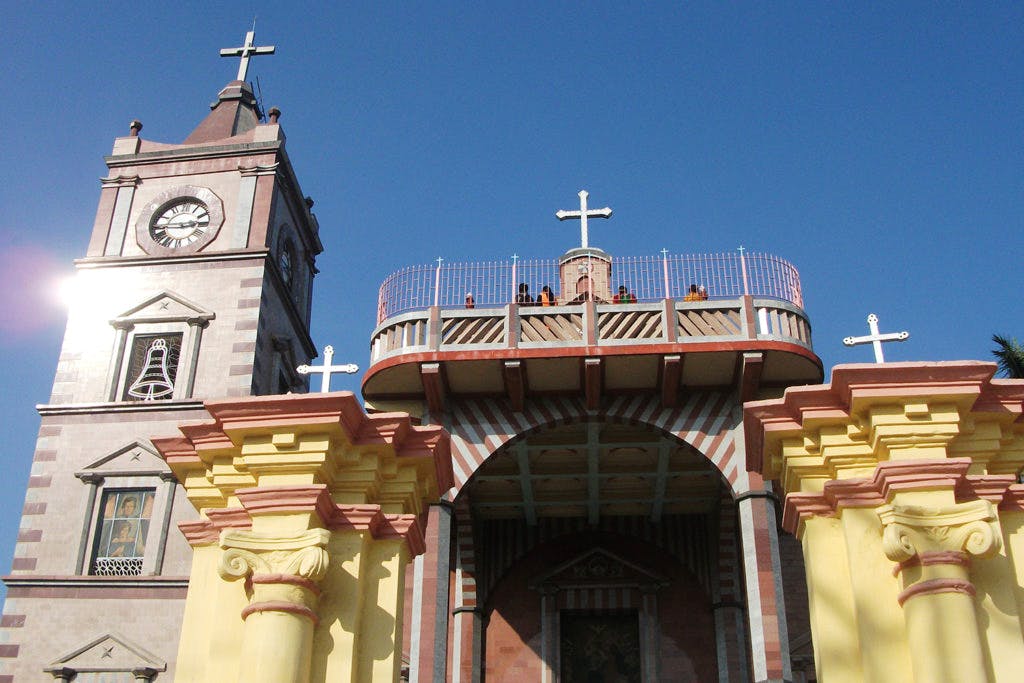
[182,80,262,144]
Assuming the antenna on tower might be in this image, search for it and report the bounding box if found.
[251,16,266,121]
[255,75,267,122]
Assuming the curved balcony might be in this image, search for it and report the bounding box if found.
[363,251,822,411]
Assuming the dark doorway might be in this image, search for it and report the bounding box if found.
[560,611,642,683]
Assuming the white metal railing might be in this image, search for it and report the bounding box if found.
[376,251,802,322]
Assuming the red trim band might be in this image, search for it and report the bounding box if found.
[898,578,975,606]
[241,600,319,625]
[894,551,969,576]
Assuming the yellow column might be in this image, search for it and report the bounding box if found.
[218,528,330,683]
[878,500,1000,683]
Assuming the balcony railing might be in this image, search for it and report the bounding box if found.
[370,298,812,364]
[377,251,803,322]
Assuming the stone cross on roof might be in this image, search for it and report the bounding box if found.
[556,190,612,249]
[297,345,359,392]
[220,29,276,82]
[843,314,910,363]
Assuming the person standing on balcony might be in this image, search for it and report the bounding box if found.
[684,284,702,301]
[698,285,708,300]
[538,285,556,306]
[613,285,637,303]
[516,283,534,305]
[465,292,475,309]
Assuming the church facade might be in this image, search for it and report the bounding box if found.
[0,48,821,680]
[7,36,1024,683]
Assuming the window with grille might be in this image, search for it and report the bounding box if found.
[90,489,154,576]
[121,333,183,401]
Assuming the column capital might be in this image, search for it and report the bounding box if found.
[878,499,1001,563]
[219,528,331,628]
[218,528,330,581]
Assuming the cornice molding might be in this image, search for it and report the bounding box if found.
[745,362,1024,489]
[781,458,1017,536]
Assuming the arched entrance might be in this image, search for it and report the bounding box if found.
[460,418,736,682]
[403,395,795,683]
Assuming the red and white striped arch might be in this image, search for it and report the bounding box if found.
[434,392,753,496]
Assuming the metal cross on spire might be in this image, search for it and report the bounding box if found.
[296,345,359,392]
[843,314,910,363]
[556,190,612,249]
[220,28,276,82]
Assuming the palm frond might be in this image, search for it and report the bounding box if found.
[992,334,1024,379]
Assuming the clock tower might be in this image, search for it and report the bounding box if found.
[0,36,322,681]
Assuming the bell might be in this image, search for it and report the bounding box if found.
[126,338,176,400]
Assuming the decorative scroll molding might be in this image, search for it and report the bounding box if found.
[878,499,1001,563]
[238,163,280,177]
[218,528,330,582]
[100,174,141,188]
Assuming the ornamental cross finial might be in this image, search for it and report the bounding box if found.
[297,345,359,392]
[843,314,910,363]
[220,29,276,82]
[556,190,612,249]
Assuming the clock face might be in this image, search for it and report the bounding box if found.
[149,199,211,249]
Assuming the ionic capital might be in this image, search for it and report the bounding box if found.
[878,499,1001,563]
[218,528,330,582]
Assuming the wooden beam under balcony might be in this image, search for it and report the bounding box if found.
[584,358,602,410]
[503,360,526,412]
[421,362,446,415]
[739,351,764,403]
[661,355,682,408]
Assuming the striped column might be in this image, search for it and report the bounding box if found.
[714,493,749,683]
[736,472,791,683]
[451,500,482,683]
[410,502,454,683]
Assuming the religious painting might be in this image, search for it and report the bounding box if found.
[560,611,642,683]
[122,333,182,401]
[91,490,154,576]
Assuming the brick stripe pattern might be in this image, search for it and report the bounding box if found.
[438,393,747,495]
[737,473,790,682]
[451,497,478,683]
[0,421,63,681]
[714,493,750,683]
[227,275,265,397]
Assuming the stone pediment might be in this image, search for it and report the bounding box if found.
[112,290,215,326]
[45,632,166,674]
[530,547,668,590]
[77,441,171,479]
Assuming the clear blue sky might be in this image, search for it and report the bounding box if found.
[0,3,1021,586]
